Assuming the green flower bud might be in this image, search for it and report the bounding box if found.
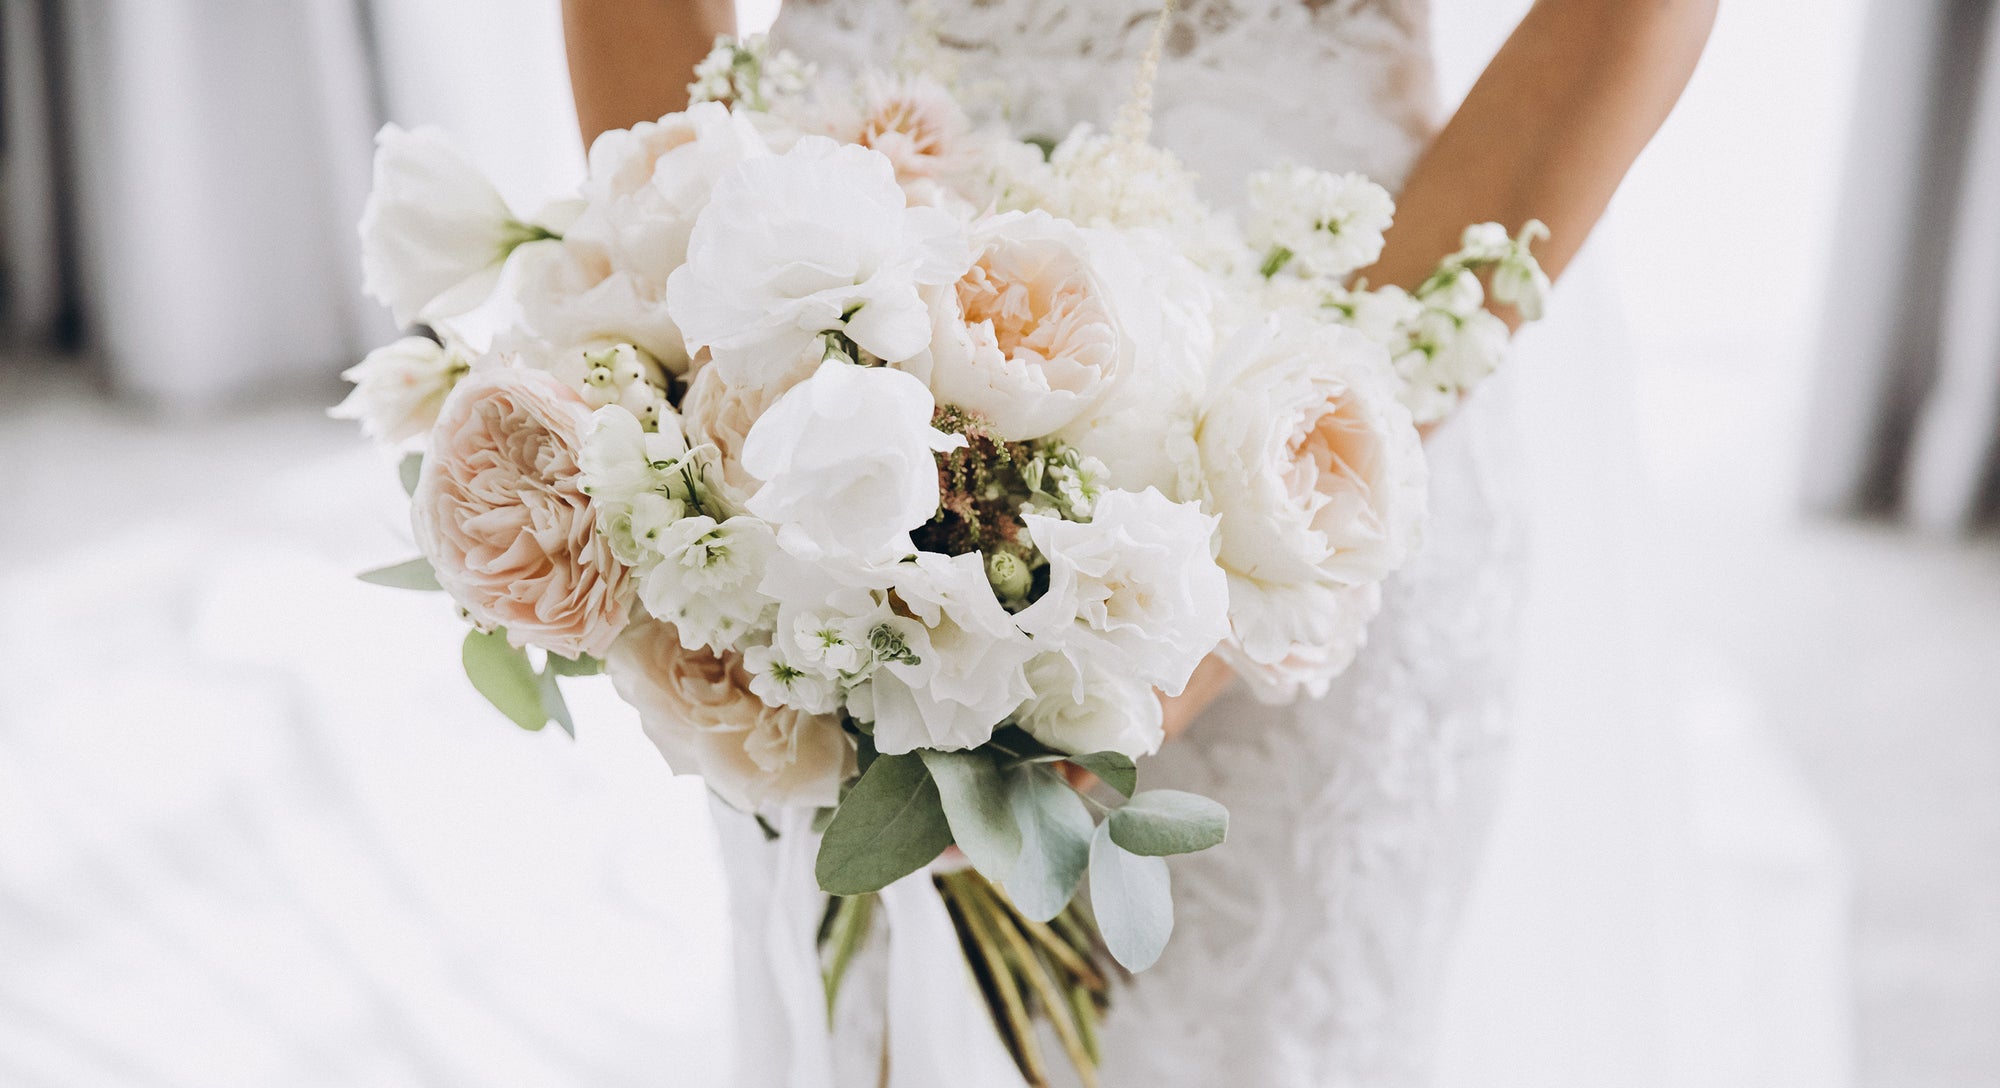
[986,550,1032,602]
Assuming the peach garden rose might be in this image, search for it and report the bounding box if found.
[413,366,633,658]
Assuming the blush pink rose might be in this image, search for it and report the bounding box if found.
[607,618,854,812]
[414,366,633,658]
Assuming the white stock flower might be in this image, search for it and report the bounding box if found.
[667,137,970,384]
[637,514,779,653]
[1015,488,1230,697]
[359,124,538,327]
[742,641,840,714]
[741,360,966,563]
[1015,651,1165,759]
[919,211,1123,441]
[850,552,1037,754]
[331,336,468,445]
[1246,166,1395,280]
[568,102,769,284]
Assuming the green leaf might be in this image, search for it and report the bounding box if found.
[538,666,575,738]
[398,452,424,496]
[357,557,441,591]
[461,628,548,731]
[1107,789,1228,857]
[815,752,953,896]
[1088,822,1174,971]
[920,749,1021,882]
[1068,751,1138,798]
[1001,767,1094,922]
[544,652,603,677]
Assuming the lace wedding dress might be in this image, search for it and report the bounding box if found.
[748,3,1527,1085]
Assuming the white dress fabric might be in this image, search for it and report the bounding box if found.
[757,3,1526,1085]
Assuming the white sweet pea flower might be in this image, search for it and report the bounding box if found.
[1246,166,1395,280]
[1015,487,1230,697]
[359,124,544,327]
[1015,651,1165,760]
[638,514,780,653]
[851,552,1037,754]
[741,360,966,563]
[330,336,468,445]
[667,137,971,385]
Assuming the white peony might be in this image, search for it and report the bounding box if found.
[330,336,468,445]
[637,514,780,653]
[848,552,1037,754]
[359,124,540,327]
[1015,488,1230,697]
[506,238,689,377]
[1218,576,1381,704]
[918,211,1124,442]
[1245,166,1395,280]
[567,102,770,284]
[667,137,970,385]
[741,360,966,563]
[1015,651,1165,760]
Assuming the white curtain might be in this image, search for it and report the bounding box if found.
[1805,0,2000,533]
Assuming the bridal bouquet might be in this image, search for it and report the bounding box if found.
[337,25,1543,1086]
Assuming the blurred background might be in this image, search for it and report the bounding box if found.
[2,0,1996,1085]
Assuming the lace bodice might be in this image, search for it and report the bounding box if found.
[771,0,1441,203]
[761,5,1524,1086]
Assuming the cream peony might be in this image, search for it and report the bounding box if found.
[741,360,966,563]
[667,137,970,384]
[830,73,973,186]
[678,357,816,512]
[1218,576,1382,704]
[360,124,538,328]
[567,101,770,283]
[607,618,853,813]
[920,212,1122,441]
[413,367,632,658]
[331,336,468,445]
[1015,488,1230,696]
[1015,651,1166,759]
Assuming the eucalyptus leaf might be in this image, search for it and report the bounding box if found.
[921,749,1021,882]
[1068,751,1138,798]
[538,666,575,738]
[815,752,953,896]
[545,652,603,677]
[1001,767,1094,922]
[398,452,424,496]
[1107,789,1229,857]
[1088,823,1174,971]
[461,628,547,731]
[357,557,441,591]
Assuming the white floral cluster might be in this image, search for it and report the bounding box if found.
[335,35,1546,968]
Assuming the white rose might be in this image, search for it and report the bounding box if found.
[330,336,468,445]
[667,137,970,385]
[567,102,770,283]
[607,618,853,814]
[359,124,538,327]
[741,360,966,563]
[848,552,1037,754]
[1015,651,1165,759]
[1200,314,1426,589]
[637,514,780,653]
[1015,488,1230,696]
[1218,576,1381,705]
[917,212,1122,441]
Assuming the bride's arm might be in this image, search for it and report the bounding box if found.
[1365,0,1717,311]
[561,0,736,146]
